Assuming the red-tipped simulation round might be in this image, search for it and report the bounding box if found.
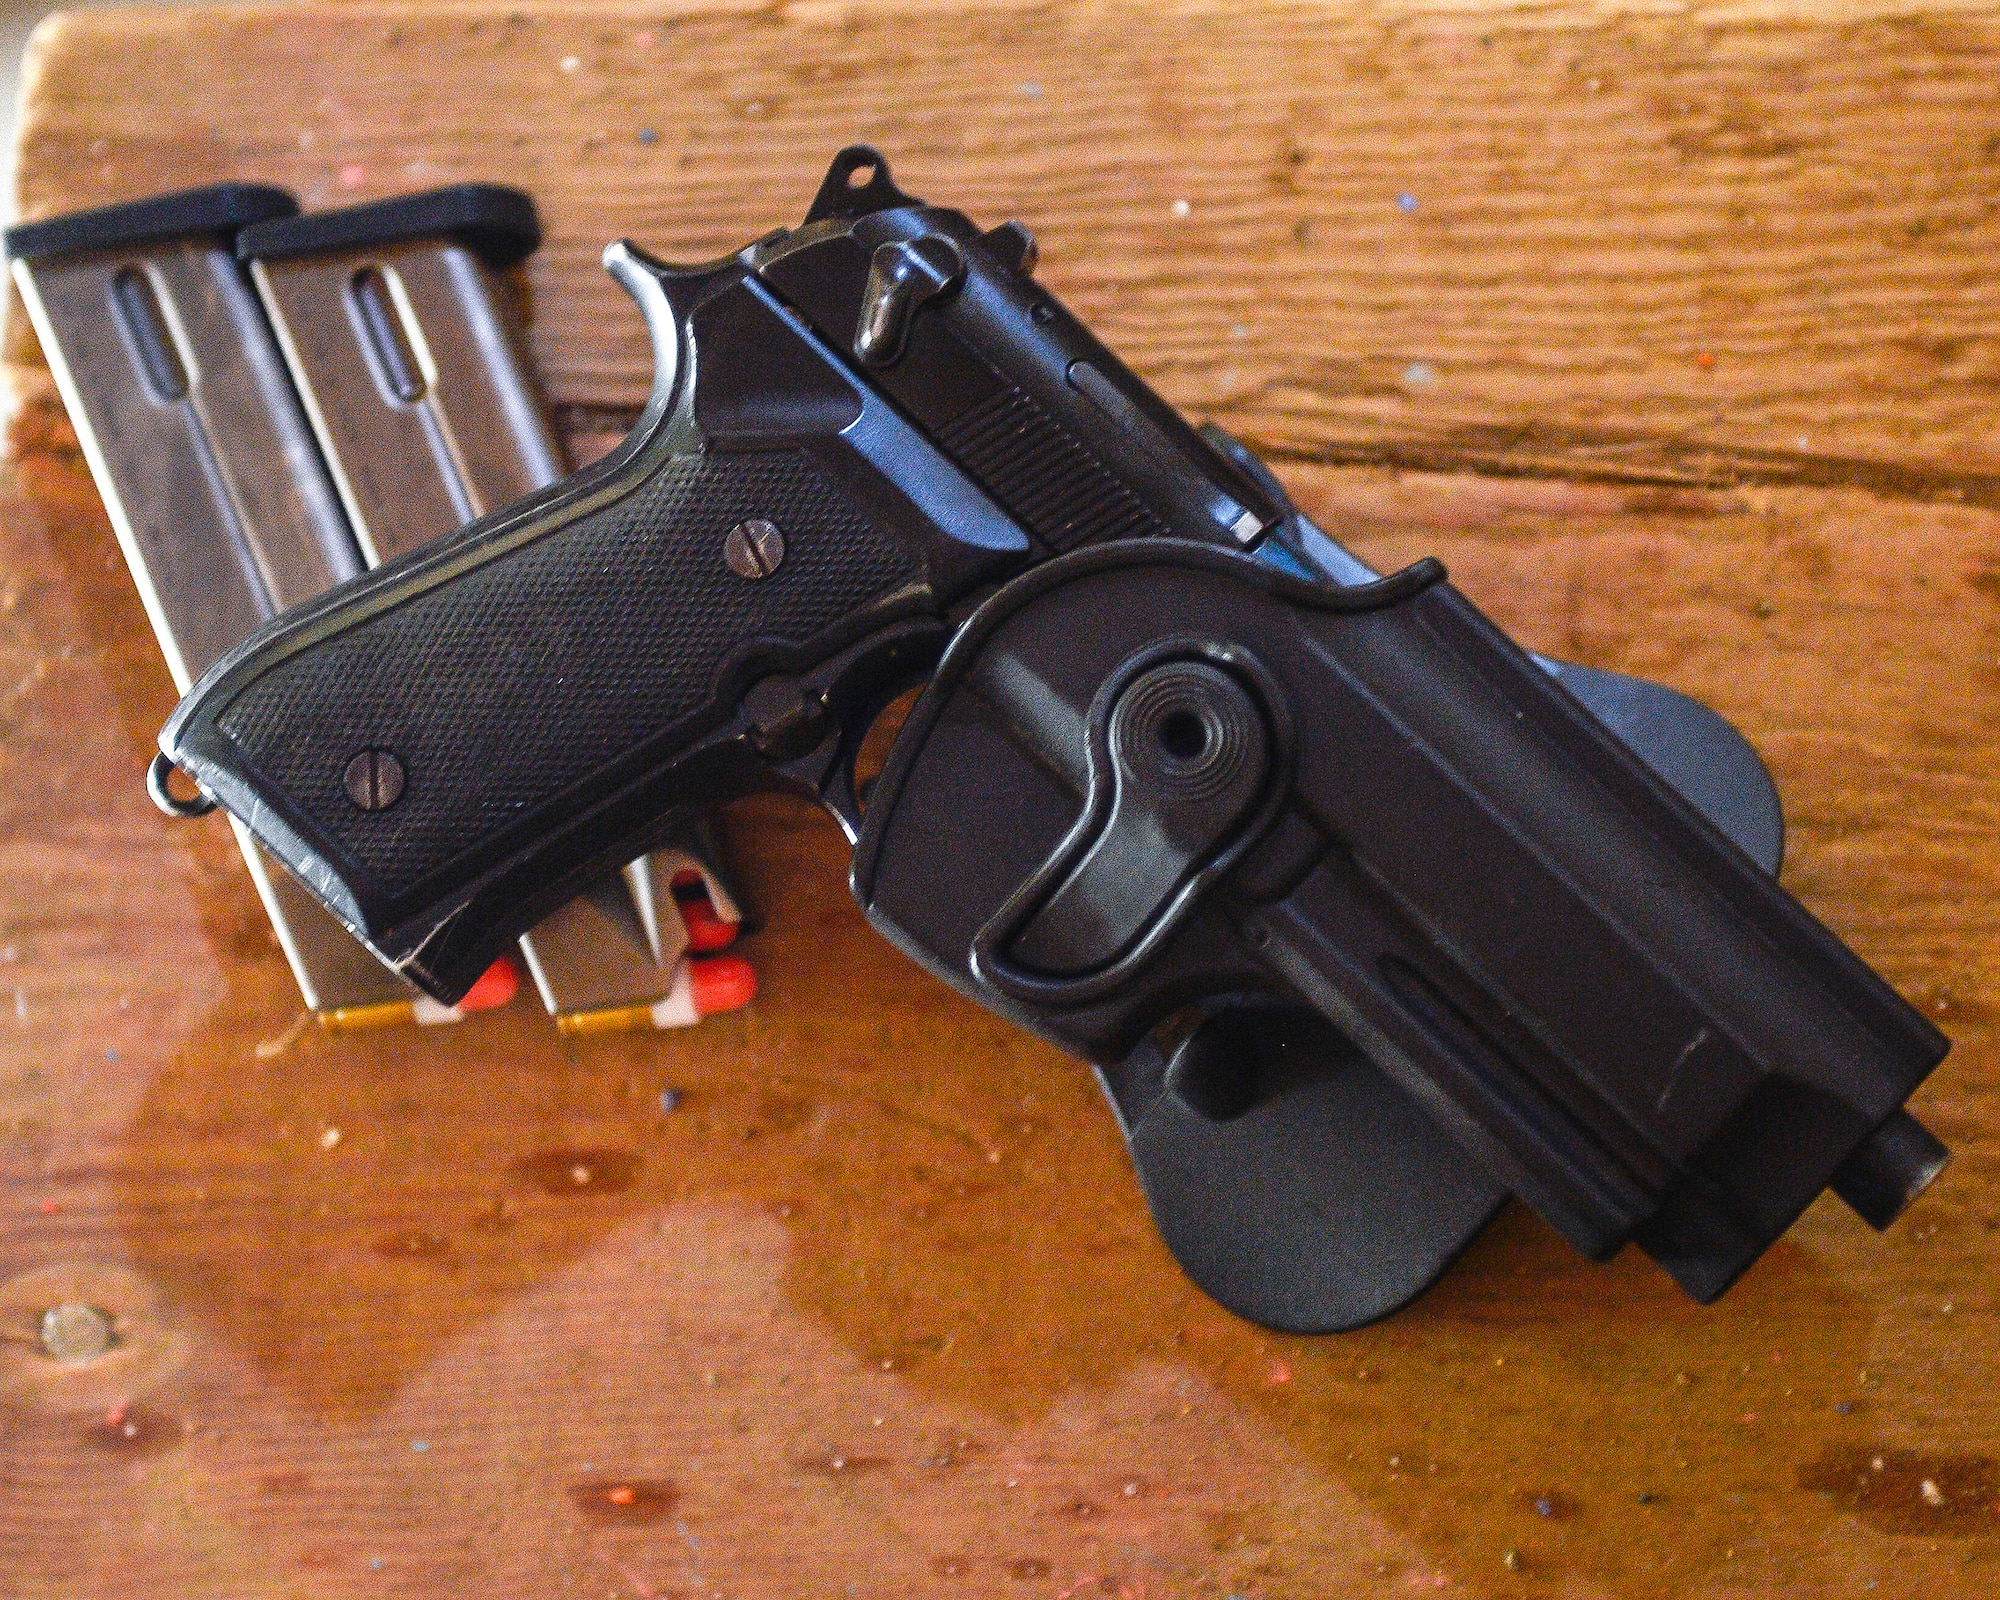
[677,891,739,952]
[323,955,522,1032]
[458,955,521,1012]
[671,869,741,952]
[688,954,756,1015]
[643,954,757,1028]
[551,956,756,1037]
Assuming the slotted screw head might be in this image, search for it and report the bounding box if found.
[723,519,786,579]
[343,748,405,811]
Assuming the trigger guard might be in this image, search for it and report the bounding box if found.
[815,666,939,843]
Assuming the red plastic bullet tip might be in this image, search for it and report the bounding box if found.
[688,954,757,1016]
[678,891,739,952]
[458,955,520,1013]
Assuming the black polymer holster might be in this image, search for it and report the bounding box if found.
[856,540,1949,1329]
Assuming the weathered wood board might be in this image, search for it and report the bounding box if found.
[1,3,1997,1597]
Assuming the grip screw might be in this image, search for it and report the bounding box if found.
[343,748,405,811]
[724,519,786,579]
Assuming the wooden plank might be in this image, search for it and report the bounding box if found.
[18,0,2000,492]
[5,457,1996,1599]
[2,5,1997,1599]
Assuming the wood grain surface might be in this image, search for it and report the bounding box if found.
[1,3,1996,1597]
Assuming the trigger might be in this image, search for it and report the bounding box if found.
[813,674,935,846]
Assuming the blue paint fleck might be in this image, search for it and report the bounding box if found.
[411,1439,429,1453]
[1396,191,1419,213]
[637,127,658,145]
[370,1558,385,1571]
[661,1087,683,1114]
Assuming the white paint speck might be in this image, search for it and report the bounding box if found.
[560,55,580,73]
[1171,199,1191,218]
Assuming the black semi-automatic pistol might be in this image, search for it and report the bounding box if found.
[156,149,1949,1329]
